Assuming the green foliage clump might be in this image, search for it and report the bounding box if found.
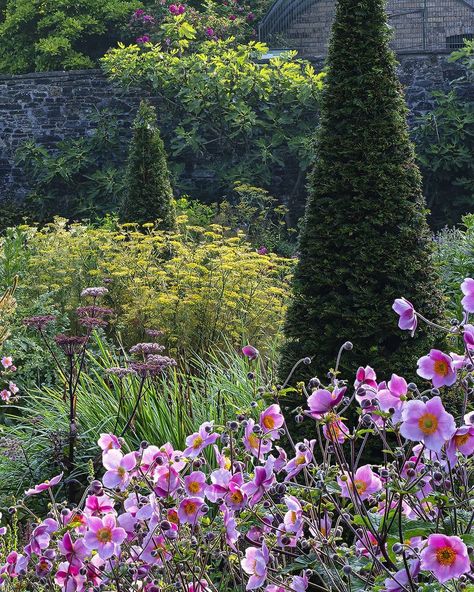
[15,110,126,222]
[120,101,176,229]
[102,36,324,214]
[414,41,474,229]
[1,219,293,363]
[281,0,443,380]
[0,0,140,73]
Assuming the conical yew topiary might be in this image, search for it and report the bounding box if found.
[281,0,443,381]
[120,100,176,229]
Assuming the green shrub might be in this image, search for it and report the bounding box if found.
[120,101,176,229]
[414,43,474,229]
[1,219,293,363]
[0,0,140,73]
[281,0,443,381]
[15,110,126,222]
[102,37,324,217]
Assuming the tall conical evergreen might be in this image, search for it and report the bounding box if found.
[281,0,443,380]
[120,100,176,229]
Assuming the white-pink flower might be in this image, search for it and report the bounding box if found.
[102,449,136,490]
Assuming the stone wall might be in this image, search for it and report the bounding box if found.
[0,69,143,200]
[0,54,472,200]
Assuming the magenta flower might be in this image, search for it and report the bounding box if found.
[307,387,346,418]
[322,415,349,443]
[183,422,219,458]
[283,495,303,533]
[153,465,180,497]
[178,497,205,525]
[257,246,268,255]
[383,560,420,592]
[463,324,474,349]
[338,465,382,501]
[58,532,88,567]
[84,515,127,560]
[446,425,474,464]
[392,297,417,335]
[242,457,275,506]
[461,278,474,313]
[97,433,121,452]
[243,418,272,460]
[205,27,215,37]
[25,472,63,496]
[84,494,115,517]
[169,4,178,14]
[259,404,284,438]
[284,440,315,480]
[242,344,259,360]
[222,505,240,550]
[241,542,269,590]
[377,373,407,423]
[354,365,377,390]
[184,471,207,498]
[416,349,456,387]
[1,356,12,369]
[102,449,136,490]
[206,469,245,507]
[400,396,455,452]
[420,534,470,583]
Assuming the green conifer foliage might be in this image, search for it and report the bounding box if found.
[121,101,176,229]
[281,0,443,381]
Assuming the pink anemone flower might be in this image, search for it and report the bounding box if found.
[420,534,470,583]
[178,497,205,525]
[377,374,407,423]
[259,404,284,438]
[241,542,269,590]
[243,418,272,460]
[307,387,346,418]
[461,277,474,313]
[338,464,382,501]
[25,472,63,496]
[84,515,127,560]
[183,422,219,458]
[97,433,121,452]
[392,298,417,335]
[242,345,259,360]
[400,396,455,452]
[242,457,275,506]
[446,425,474,464]
[102,449,136,490]
[416,349,456,388]
[184,471,207,498]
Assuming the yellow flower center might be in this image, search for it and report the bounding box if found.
[183,501,197,516]
[188,481,200,494]
[353,480,367,495]
[455,433,470,447]
[295,455,306,466]
[418,413,439,435]
[193,436,203,449]
[436,546,457,566]
[230,490,243,504]
[434,360,449,376]
[117,466,126,477]
[96,528,112,543]
[248,433,259,449]
[263,416,275,430]
[289,511,297,524]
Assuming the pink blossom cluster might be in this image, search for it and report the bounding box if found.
[0,355,18,404]
[3,280,474,590]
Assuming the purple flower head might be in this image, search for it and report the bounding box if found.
[338,464,382,501]
[183,422,219,458]
[416,349,457,388]
[463,324,474,349]
[257,246,268,255]
[84,514,127,560]
[307,386,346,418]
[242,344,259,360]
[420,534,470,583]
[377,373,407,423]
[81,286,108,298]
[400,396,456,452]
[178,497,205,525]
[25,473,63,496]
[383,559,420,592]
[461,277,474,313]
[242,457,275,506]
[392,297,417,335]
[284,439,315,480]
[241,542,269,590]
[184,471,207,498]
[446,425,474,464]
[259,404,284,438]
[243,418,272,460]
[102,449,136,490]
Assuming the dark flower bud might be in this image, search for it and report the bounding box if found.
[343,341,353,350]
[247,372,255,380]
[343,565,352,575]
[303,357,311,365]
[407,383,417,391]
[392,543,403,554]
